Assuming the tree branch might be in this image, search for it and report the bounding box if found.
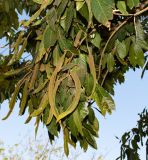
[97,17,131,80]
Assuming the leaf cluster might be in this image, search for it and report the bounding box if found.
[0,0,148,155]
[117,109,148,160]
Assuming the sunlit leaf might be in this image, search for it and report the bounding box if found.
[117,1,128,15]
[116,40,127,59]
[90,32,102,49]
[93,83,115,116]
[73,109,83,136]
[127,0,139,9]
[107,53,115,72]
[91,0,114,27]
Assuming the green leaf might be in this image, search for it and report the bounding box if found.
[79,102,89,120]
[35,41,46,63]
[47,117,58,137]
[88,107,95,124]
[127,0,139,9]
[57,0,69,19]
[58,27,78,54]
[43,25,57,49]
[65,2,74,33]
[84,74,94,96]
[76,1,85,11]
[53,45,60,66]
[73,109,83,136]
[33,0,43,4]
[64,128,69,156]
[117,1,128,15]
[43,107,49,124]
[46,8,57,28]
[129,43,144,67]
[90,32,102,49]
[125,37,132,55]
[91,0,114,27]
[67,115,78,137]
[116,40,127,59]
[19,78,29,115]
[85,0,93,27]
[93,83,115,116]
[93,118,99,132]
[83,128,97,149]
[107,53,115,72]
[57,71,81,122]
[135,20,148,50]
[83,123,98,137]
[78,3,89,21]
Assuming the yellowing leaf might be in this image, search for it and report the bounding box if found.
[87,46,96,97]
[29,63,40,91]
[33,79,48,94]
[46,108,53,125]
[23,0,53,27]
[8,32,24,65]
[76,1,85,11]
[64,128,69,156]
[3,66,29,77]
[48,53,66,119]
[31,93,48,117]
[35,41,46,63]
[33,0,43,4]
[2,79,23,120]
[19,78,30,115]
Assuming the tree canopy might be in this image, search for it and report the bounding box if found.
[0,0,148,156]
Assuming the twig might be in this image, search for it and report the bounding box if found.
[113,6,148,17]
[97,17,131,80]
[134,6,148,16]
[101,47,116,86]
[101,70,109,86]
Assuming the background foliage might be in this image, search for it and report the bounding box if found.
[117,109,148,160]
[0,0,148,156]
